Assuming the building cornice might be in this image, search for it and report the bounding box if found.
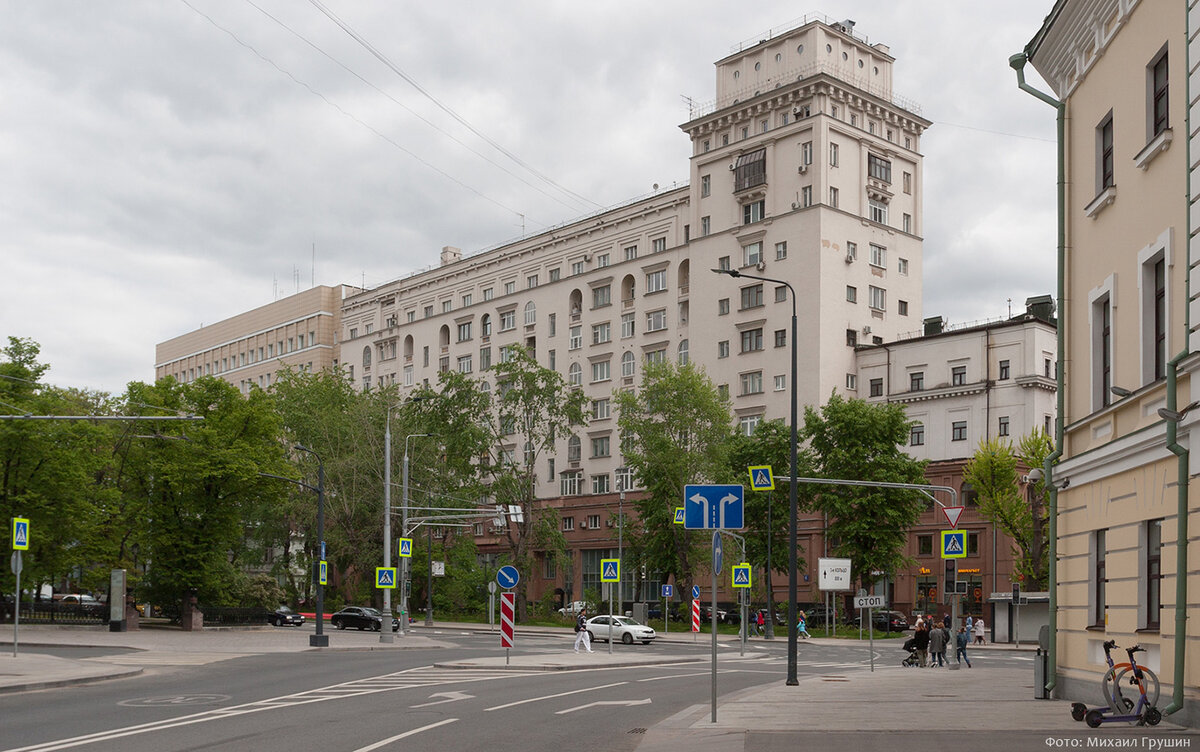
[1026,0,1139,100]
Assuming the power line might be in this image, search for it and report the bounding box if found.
[306,0,601,210]
[242,0,592,217]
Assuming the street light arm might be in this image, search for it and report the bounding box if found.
[257,472,318,495]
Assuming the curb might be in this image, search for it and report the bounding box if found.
[0,666,144,695]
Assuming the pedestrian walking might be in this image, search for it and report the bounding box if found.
[573,608,593,653]
[797,612,811,639]
[913,622,930,667]
[756,609,765,637]
[973,617,986,645]
[929,622,948,667]
[956,626,972,667]
[966,614,974,633]
[943,612,951,630]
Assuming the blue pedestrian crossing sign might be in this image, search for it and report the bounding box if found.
[748,465,775,491]
[11,517,29,550]
[375,567,398,588]
[732,563,752,589]
[673,507,685,525]
[941,530,967,559]
[398,538,413,558]
[692,585,700,600]
[683,484,744,530]
[600,558,620,583]
[318,560,328,586]
[661,584,674,598]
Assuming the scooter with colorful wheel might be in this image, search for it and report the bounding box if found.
[1080,644,1161,727]
[1070,640,1159,721]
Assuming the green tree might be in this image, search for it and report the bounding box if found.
[802,393,928,591]
[616,360,733,595]
[962,431,1053,589]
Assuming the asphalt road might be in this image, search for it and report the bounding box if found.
[0,631,1035,752]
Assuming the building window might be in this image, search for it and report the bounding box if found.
[740,328,763,353]
[483,287,494,301]
[869,244,886,268]
[846,329,858,347]
[718,340,730,358]
[1093,292,1113,409]
[740,284,764,310]
[867,154,892,183]
[592,322,611,345]
[801,141,813,165]
[561,472,581,496]
[527,274,539,289]
[868,286,886,311]
[999,360,1010,380]
[740,371,763,395]
[903,214,912,233]
[910,423,924,446]
[739,414,763,436]
[774,329,786,348]
[622,351,635,377]
[569,325,582,351]
[846,373,857,390]
[898,258,909,276]
[846,286,857,304]
[829,186,838,208]
[1094,529,1107,626]
[1151,50,1168,137]
[621,312,635,338]
[701,216,711,236]
[869,378,883,397]
[479,348,491,371]
[868,199,888,225]
[625,245,638,261]
[456,354,472,374]
[571,261,585,276]
[645,348,666,365]
[951,365,967,386]
[952,421,967,441]
[524,301,536,326]
[596,254,609,268]
[774,374,786,391]
[829,142,839,166]
[593,285,611,308]
[743,200,765,225]
[1147,518,1163,629]
[918,535,933,556]
[646,310,667,332]
[775,241,787,260]
[903,172,912,194]
[591,476,610,495]
[898,300,909,316]
[775,286,787,303]
[701,174,710,197]
[592,398,610,420]
[742,242,763,267]
[499,310,516,331]
[653,237,667,254]
[549,268,561,282]
[549,313,556,337]
[591,436,610,458]
[568,362,582,387]
[591,360,610,383]
[646,269,667,293]
[998,416,1010,437]
[910,372,924,391]
[718,298,730,316]
[846,242,857,261]
[802,186,812,207]
[504,281,516,296]
[1098,113,1115,192]
[678,339,689,365]
[733,148,766,191]
[562,516,574,532]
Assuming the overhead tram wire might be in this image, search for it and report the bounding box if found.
[241,0,595,217]
[306,0,601,211]
[177,0,542,226]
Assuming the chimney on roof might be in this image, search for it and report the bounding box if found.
[1025,294,1056,322]
[923,316,945,336]
[440,246,462,266]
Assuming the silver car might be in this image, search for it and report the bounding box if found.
[585,615,656,645]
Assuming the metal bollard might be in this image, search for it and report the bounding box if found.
[1034,647,1048,699]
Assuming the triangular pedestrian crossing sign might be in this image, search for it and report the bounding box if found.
[14,526,27,546]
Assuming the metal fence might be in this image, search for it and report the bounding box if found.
[200,607,271,626]
[0,599,107,626]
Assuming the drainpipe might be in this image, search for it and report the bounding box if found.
[1161,353,1188,717]
[1010,52,1063,696]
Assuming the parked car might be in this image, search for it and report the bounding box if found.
[585,615,656,644]
[268,605,305,627]
[557,601,594,616]
[853,610,909,633]
[55,594,105,616]
[330,606,399,632]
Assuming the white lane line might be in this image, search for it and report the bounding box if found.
[556,698,652,715]
[350,719,459,752]
[483,681,627,712]
[636,671,739,682]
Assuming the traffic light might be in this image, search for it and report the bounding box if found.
[944,559,956,604]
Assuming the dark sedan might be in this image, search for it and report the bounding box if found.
[854,610,909,632]
[268,606,305,627]
[330,606,399,632]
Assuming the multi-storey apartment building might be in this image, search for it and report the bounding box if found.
[1023,0,1198,725]
[155,285,352,393]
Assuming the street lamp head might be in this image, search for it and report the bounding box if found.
[1110,386,1133,398]
[294,444,309,452]
[711,268,740,278]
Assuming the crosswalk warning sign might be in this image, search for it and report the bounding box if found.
[12,517,29,550]
[731,564,752,589]
[940,530,967,559]
[601,558,620,583]
[673,507,685,524]
[748,465,775,491]
[398,538,413,558]
[375,567,397,588]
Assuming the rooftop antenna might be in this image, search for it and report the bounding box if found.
[1007,297,1012,318]
[311,241,316,288]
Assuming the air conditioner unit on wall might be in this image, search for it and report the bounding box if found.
[606,519,614,528]
[845,253,854,264]
[756,261,765,271]
[798,164,808,174]
[862,325,872,335]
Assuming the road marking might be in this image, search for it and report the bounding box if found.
[350,719,458,752]
[85,652,249,666]
[556,698,651,714]
[483,681,627,712]
[409,691,474,708]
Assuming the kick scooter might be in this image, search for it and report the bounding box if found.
[1081,644,1161,727]
[1070,640,1158,721]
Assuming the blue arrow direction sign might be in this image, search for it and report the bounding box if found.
[12,517,29,550]
[375,567,397,588]
[748,465,775,491]
[661,584,674,598]
[496,565,520,589]
[600,558,620,583]
[712,530,723,575]
[398,538,413,558]
[691,585,700,600]
[732,564,752,589]
[683,484,744,530]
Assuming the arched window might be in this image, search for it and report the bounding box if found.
[622,274,636,302]
[568,363,582,387]
[480,381,491,395]
[621,351,635,378]
[439,325,450,348]
[567,435,581,462]
[481,314,492,337]
[524,301,537,326]
[569,289,583,316]
[403,335,414,360]
[362,346,372,367]
[678,339,690,365]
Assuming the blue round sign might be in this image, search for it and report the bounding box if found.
[496,565,519,589]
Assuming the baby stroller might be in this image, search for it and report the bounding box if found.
[901,636,920,667]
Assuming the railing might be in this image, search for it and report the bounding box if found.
[201,607,271,627]
[0,599,107,625]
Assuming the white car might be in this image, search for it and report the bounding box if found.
[585,615,656,645]
[558,601,592,616]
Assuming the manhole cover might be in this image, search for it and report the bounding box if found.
[119,694,231,707]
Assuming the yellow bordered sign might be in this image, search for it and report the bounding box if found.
[748,465,775,491]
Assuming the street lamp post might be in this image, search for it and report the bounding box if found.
[712,267,799,685]
[403,433,428,634]
[293,444,328,648]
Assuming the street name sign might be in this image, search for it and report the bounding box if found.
[683,484,744,529]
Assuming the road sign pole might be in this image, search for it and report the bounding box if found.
[711,548,718,724]
[12,550,20,657]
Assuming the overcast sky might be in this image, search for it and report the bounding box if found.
[0,1,1059,396]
